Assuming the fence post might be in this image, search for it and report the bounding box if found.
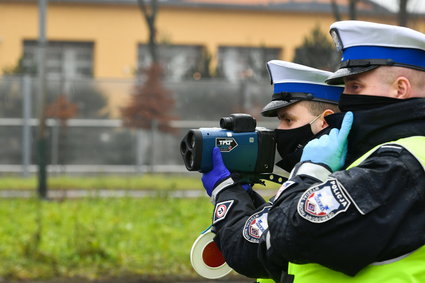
[37,0,48,199]
[150,119,157,173]
[136,129,144,174]
[51,119,59,168]
[22,75,32,178]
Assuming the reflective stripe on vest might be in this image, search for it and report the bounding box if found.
[288,136,425,283]
[346,136,425,170]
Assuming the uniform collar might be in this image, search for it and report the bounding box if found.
[326,98,425,166]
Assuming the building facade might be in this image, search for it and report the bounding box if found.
[1,0,423,82]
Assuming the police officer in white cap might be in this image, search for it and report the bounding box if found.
[261,60,342,173]
[202,21,425,283]
[200,60,343,282]
[260,21,425,282]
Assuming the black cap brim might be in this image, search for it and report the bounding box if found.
[326,65,379,85]
[261,100,299,117]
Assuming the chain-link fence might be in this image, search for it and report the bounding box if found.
[0,75,275,175]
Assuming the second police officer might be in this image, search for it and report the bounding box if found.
[202,21,425,283]
[201,60,343,282]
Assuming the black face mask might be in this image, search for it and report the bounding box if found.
[339,93,402,112]
[274,123,315,172]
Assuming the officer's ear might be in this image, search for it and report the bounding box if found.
[318,109,334,129]
[395,76,412,98]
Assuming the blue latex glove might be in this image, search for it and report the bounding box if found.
[202,147,231,196]
[300,111,353,172]
[201,147,251,196]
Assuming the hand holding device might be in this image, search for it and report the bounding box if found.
[201,147,231,196]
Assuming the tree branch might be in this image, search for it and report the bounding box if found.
[330,0,341,21]
[399,0,409,27]
[137,0,150,23]
[349,0,357,20]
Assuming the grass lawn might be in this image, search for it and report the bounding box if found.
[0,173,280,191]
[0,174,280,281]
[0,174,203,191]
[0,197,215,281]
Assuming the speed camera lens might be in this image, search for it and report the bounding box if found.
[187,132,195,149]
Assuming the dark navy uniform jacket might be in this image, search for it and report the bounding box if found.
[211,98,425,282]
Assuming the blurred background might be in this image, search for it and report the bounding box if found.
[1,0,424,178]
[0,0,424,282]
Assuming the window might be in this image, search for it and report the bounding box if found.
[217,46,281,82]
[22,40,94,79]
[138,44,205,81]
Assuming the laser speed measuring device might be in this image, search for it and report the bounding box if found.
[180,114,276,173]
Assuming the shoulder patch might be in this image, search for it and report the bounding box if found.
[297,178,350,223]
[213,200,234,224]
[242,206,271,243]
[376,144,403,155]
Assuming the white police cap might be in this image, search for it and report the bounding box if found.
[261,60,343,117]
[327,20,425,84]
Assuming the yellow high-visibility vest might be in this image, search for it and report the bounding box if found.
[288,136,425,283]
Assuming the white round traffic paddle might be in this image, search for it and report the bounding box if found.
[190,228,232,279]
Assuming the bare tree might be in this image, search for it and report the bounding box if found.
[331,0,342,21]
[330,0,356,21]
[121,65,175,134]
[137,0,159,63]
[126,0,175,133]
[399,0,409,27]
[349,0,357,20]
[122,0,176,170]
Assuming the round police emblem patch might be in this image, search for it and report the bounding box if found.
[213,200,234,224]
[242,206,271,243]
[298,178,351,223]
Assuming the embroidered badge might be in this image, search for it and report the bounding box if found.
[242,206,271,243]
[213,200,234,224]
[298,178,350,223]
